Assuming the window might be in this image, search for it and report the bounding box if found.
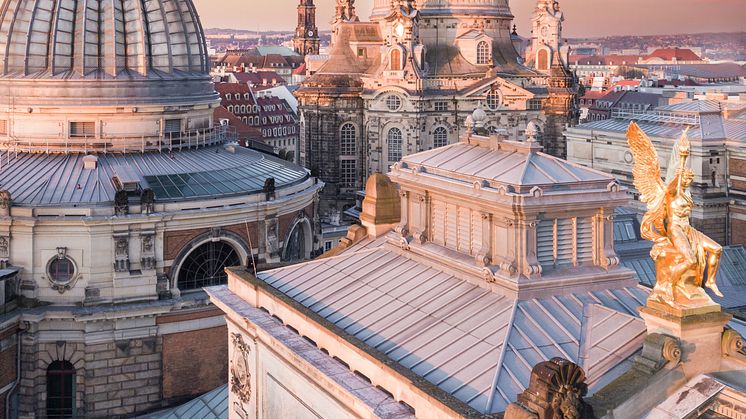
[528,99,543,110]
[390,49,402,71]
[226,93,232,100]
[476,41,491,65]
[177,241,241,290]
[48,256,75,285]
[341,159,356,188]
[0,119,7,135]
[340,123,356,155]
[434,101,448,112]
[357,48,366,57]
[433,127,448,148]
[385,95,402,111]
[164,119,181,135]
[486,90,501,110]
[324,240,333,251]
[537,49,549,71]
[69,121,95,138]
[387,128,403,162]
[47,361,75,419]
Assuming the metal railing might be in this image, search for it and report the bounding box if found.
[0,125,238,154]
[611,108,701,125]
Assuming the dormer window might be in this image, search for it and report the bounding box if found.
[476,41,491,65]
[486,90,501,110]
[385,95,402,111]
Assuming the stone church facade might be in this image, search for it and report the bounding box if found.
[296,0,577,214]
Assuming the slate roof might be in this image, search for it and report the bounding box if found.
[255,242,649,414]
[0,146,308,206]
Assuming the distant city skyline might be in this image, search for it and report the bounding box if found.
[193,0,746,37]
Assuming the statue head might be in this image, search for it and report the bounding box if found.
[681,168,694,188]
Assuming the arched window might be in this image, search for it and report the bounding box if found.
[537,49,549,71]
[390,49,402,71]
[387,128,403,162]
[47,361,75,419]
[476,41,490,65]
[340,123,356,155]
[433,127,448,148]
[283,221,308,262]
[177,241,241,290]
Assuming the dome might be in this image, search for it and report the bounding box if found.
[0,0,208,78]
[372,0,512,19]
[0,0,221,153]
[0,0,217,107]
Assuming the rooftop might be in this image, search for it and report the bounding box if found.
[251,242,649,414]
[0,145,309,207]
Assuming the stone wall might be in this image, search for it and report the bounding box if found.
[0,326,18,416]
[82,337,163,416]
[161,325,228,404]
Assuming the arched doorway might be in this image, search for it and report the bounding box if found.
[47,361,76,418]
[177,240,241,291]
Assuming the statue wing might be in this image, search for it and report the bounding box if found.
[626,122,665,206]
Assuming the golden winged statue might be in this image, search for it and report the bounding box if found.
[626,122,723,309]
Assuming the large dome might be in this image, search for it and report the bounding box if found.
[0,0,208,78]
[0,0,221,153]
[371,0,512,19]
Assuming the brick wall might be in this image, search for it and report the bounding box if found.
[731,209,746,247]
[730,158,746,178]
[0,340,17,415]
[161,326,228,404]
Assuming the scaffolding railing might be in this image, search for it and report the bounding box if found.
[611,108,701,125]
[0,125,238,154]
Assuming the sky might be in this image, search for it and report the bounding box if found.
[193,0,746,37]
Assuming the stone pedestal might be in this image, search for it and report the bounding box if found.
[639,304,732,378]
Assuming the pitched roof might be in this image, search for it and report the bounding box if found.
[254,242,648,414]
[401,140,613,191]
[645,47,701,62]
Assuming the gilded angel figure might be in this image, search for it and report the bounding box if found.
[626,122,722,308]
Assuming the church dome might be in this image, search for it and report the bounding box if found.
[0,0,208,78]
[0,0,216,107]
[0,0,221,153]
[371,0,512,19]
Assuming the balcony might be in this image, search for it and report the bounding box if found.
[0,125,238,154]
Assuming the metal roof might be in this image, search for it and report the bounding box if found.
[256,244,648,414]
[0,146,309,207]
[575,115,746,143]
[402,142,612,188]
[623,245,746,309]
[139,384,227,419]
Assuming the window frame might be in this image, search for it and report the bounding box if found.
[387,127,403,162]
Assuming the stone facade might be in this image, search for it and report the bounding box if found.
[296,0,577,216]
[566,102,745,246]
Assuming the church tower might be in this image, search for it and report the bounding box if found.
[293,0,320,56]
[527,0,565,73]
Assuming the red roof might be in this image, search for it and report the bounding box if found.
[570,54,641,66]
[645,48,701,62]
[580,91,606,100]
[213,106,262,139]
[292,63,306,76]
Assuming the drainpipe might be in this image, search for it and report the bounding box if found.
[4,321,27,419]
